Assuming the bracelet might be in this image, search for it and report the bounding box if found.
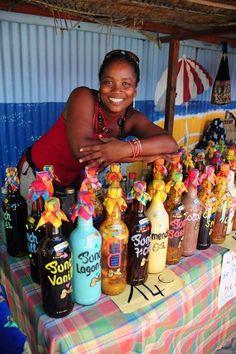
[128,139,142,158]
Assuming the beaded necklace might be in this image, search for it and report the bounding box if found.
[98,102,125,138]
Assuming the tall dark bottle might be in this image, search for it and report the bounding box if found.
[2,167,27,257]
[127,181,151,285]
[197,166,216,250]
[61,187,76,239]
[38,197,73,318]
[26,197,46,283]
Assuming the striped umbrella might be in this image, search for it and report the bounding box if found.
[154,55,212,111]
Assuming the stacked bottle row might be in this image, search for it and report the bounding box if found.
[2,140,236,318]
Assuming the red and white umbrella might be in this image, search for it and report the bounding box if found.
[154,55,212,111]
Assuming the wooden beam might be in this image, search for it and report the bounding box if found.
[160,25,236,43]
[185,0,236,11]
[164,39,179,135]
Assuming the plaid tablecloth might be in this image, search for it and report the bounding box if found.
[1,235,236,354]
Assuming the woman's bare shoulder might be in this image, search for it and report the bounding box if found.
[64,87,97,115]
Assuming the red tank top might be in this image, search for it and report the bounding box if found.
[31,97,130,186]
[32,114,86,186]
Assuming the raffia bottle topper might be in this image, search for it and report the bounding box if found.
[37,197,73,318]
[70,191,102,305]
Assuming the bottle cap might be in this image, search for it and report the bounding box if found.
[65,187,75,194]
[172,172,183,183]
[107,187,123,199]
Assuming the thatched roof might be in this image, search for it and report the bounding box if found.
[1,0,236,46]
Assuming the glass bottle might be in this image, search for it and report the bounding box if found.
[70,191,101,305]
[182,169,202,256]
[197,166,216,250]
[38,197,73,318]
[211,168,232,244]
[2,167,28,257]
[99,186,128,296]
[124,172,136,222]
[26,197,46,283]
[127,181,151,285]
[61,187,76,239]
[146,180,169,273]
[226,169,236,235]
[165,172,187,265]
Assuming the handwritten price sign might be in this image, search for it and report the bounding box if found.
[218,250,236,310]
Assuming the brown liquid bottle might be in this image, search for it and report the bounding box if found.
[182,169,202,256]
[126,181,151,285]
[165,172,187,265]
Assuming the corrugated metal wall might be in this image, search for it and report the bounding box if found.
[0,10,236,189]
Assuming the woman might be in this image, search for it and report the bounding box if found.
[18,49,178,198]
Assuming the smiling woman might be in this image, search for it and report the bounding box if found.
[17,49,178,200]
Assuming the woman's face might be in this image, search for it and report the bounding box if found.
[99,60,137,115]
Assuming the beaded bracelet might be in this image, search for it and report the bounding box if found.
[128,138,142,158]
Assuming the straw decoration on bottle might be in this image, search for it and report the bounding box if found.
[80,166,102,191]
[36,197,68,230]
[3,167,20,192]
[103,187,127,215]
[28,172,53,202]
[36,171,54,197]
[184,169,199,189]
[150,180,167,203]
[153,159,167,180]
[43,165,61,183]
[130,181,151,205]
[166,172,188,194]
[71,191,94,222]
[105,163,123,187]
[199,165,216,187]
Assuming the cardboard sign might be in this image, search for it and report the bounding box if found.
[218,250,236,310]
[219,231,236,252]
[109,268,184,314]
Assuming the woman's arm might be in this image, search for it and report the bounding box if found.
[79,110,178,168]
[65,87,101,160]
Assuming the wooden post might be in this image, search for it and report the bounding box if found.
[164,39,180,135]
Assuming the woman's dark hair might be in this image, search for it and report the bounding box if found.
[99,49,140,85]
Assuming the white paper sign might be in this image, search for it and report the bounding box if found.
[218,250,236,310]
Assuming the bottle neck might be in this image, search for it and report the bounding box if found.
[132,199,146,215]
[107,205,121,221]
[187,185,198,198]
[77,215,94,229]
[170,189,182,204]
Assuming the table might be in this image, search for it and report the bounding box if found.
[1,234,236,354]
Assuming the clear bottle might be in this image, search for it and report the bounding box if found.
[2,167,28,257]
[61,187,76,239]
[99,186,128,296]
[38,197,73,318]
[165,172,187,265]
[182,169,202,256]
[146,180,169,273]
[70,191,101,305]
[211,168,232,244]
[26,197,46,283]
[226,169,236,235]
[127,181,151,285]
[197,172,216,250]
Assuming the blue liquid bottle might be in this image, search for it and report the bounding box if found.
[70,191,101,305]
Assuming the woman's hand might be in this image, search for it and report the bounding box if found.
[79,137,129,169]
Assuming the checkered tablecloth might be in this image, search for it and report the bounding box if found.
[1,234,236,354]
